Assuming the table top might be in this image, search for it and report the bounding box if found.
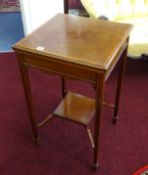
[13,13,132,70]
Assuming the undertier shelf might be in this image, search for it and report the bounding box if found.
[54,92,96,126]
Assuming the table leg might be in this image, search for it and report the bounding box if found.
[61,77,66,98]
[64,0,68,14]
[17,57,39,144]
[92,74,105,170]
[112,47,128,124]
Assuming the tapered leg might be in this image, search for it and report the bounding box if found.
[92,74,105,170]
[17,57,39,144]
[61,77,66,98]
[64,0,68,14]
[112,47,128,124]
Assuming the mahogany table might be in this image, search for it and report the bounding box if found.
[13,13,132,170]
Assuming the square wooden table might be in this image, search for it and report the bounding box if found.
[13,13,132,170]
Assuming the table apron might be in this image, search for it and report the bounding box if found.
[22,54,102,84]
[105,40,128,80]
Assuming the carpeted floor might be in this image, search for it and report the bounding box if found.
[0,52,147,175]
[0,12,24,52]
[0,0,20,13]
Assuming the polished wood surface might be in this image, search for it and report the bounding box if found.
[13,13,132,170]
[14,14,132,70]
[54,92,95,126]
[64,0,68,13]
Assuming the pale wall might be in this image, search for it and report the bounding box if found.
[19,0,64,35]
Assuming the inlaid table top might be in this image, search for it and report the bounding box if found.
[14,13,132,70]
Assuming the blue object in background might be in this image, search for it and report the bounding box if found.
[0,12,24,52]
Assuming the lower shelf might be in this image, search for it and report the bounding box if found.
[53,91,95,126]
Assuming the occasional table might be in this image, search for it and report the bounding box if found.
[13,13,132,170]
